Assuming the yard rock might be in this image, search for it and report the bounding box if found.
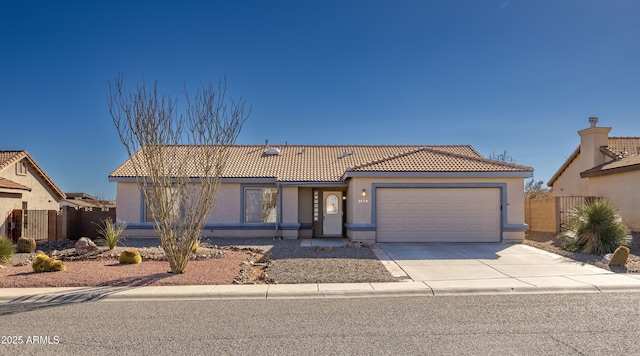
[75,237,99,255]
[347,241,374,249]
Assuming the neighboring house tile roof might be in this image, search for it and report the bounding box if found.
[581,154,640,178]
[62,192,116,208]
[548,137,640,185]
[109,144,532,183]
[0,150,66,199]
[601,137,640,158]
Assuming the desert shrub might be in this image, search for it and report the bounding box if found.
[0,236,13,264]
[119,249,142,264]
[561,199,628,255]
[16,236,36,253]
[32,253,66,272]
[95,218,126,249]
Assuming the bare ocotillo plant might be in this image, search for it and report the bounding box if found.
[108,75,249,274]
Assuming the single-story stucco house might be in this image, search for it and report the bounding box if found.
[109,144,533,243]
[0,150,65,240]
[548,117,640,231]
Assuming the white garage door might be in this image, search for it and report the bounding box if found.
[376,188,501,242]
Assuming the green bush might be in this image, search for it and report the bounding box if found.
[0,236,13,264]
[561,199,628,255]
[95,218,126,249]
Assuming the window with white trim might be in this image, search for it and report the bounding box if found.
[244,187,277,223]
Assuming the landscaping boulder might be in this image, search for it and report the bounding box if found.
[75,237,99,254]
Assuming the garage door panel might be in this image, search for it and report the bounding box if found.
[376,188,501,243]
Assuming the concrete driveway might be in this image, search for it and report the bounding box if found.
[376,242,640,293]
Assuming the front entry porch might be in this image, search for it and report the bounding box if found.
[312,189,347,238]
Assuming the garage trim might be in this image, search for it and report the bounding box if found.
[371,182,508,242]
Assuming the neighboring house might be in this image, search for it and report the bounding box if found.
[61,192,116,209]
[109,144,533,243]
[548,117,640,231]
[0,150,65,240]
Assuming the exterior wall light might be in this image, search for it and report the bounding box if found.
[361,189,367,197]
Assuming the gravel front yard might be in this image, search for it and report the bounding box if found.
[0,238,400,287]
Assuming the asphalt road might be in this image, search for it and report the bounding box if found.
[1,293,639,355]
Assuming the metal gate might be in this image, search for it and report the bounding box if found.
[559,196,600,230]
[20,210,50,242]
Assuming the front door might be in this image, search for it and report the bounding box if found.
[322,191,343,236]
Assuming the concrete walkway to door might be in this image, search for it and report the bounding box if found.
[377,242,640,295]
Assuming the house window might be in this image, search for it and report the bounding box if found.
[244,187,277,223]
[143,187,182,223]
[16,161,27,176]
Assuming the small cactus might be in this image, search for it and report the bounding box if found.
[32,253,66,272]
[119,249,142,264]
[16,237,36,253]
[608,246,630,267]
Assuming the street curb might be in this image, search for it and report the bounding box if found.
[3,281,640,303]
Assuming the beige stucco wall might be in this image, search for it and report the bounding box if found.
[116,181,283,238]
[297,187,313,238]
[114,182,142,223]
[551,154,591,197]
[0,159,61,236]
[281,186,298,224]
[587,171,640,231]
[207,183,242,223]
[116,176,529,241]
[116,182,243,224]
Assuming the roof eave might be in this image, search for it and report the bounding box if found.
[580,162,640,178]
[7,151,66,200]
[342,171,534,180]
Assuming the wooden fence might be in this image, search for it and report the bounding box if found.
[10,206,116,241]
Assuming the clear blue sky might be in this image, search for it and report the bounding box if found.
[2,0,639,199]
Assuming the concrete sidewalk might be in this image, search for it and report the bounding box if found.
[2,243,640,303]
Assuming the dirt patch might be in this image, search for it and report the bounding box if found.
[0,250,250,287]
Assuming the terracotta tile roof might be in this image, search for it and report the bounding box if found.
[0,177,31,191]
[349,147,533,173]
[0,151,27,170]
[110,144,531,183]
[0,150,65,199]
[602,137,640,158]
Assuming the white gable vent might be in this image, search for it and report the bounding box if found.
[265,148,281,155]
